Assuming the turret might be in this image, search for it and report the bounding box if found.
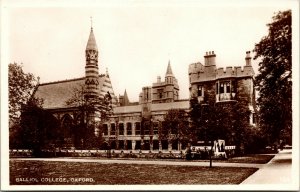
[85,26,99,98]
[165,60,174,84]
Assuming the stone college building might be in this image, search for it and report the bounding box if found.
[34,26,256,151]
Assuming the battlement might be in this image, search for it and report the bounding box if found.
[216,66,254,79]
[189,51,255,83]
[188,62,204,74]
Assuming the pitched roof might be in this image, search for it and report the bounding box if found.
[86,28,98,51]
[34,75,117,109]
[35,78,86,109]
[151,100,189,111]
[113,105,142,114]
[113,100,190,115]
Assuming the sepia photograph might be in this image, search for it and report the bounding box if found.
[1,0,299,190]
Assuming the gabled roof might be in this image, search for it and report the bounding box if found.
[34,75,117,109]
[86,28,98,51]
[35,78,86,109]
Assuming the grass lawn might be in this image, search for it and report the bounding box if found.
[57,154,274,164]
[225,154,275,164]
[10,160,257,185]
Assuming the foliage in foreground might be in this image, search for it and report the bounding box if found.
[8,63,37,123]
[254,10,292,145]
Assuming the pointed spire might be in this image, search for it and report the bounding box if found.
[86,25,98,51]
[105,67,109,77]
[165,60,173,76]
[124,89,130,106]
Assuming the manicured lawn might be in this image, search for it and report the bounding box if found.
[225,154,275,164]
[56,153,274,164]
[10,160,257,185]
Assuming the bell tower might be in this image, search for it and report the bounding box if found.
[85,23,99,98]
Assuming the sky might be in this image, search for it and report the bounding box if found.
[3,0,296,101]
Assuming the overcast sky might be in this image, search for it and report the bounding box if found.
[3,0,295,101]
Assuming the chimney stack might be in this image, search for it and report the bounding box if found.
[204,51,216,66]
[245,51,252,66]
[157,76,161,83]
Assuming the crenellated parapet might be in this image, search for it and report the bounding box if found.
[189,51,255,84]
[216,65,254,79]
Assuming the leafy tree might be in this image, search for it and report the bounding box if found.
[10,98,60,155]
[189,97,202,143]
[254,10,292,145]
[66,85,113,149]
[162,109,191,150]
[190,95,254,156]
[8,63,37,124]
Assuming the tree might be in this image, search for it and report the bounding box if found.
[9,63,37,124]
[66,85,113,149]
[254,10,292,145]
[10,97,60,156]
[189,97,202,143]
[162,109,192,150]
[190,95,255,159]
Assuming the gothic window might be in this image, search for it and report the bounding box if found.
[158,89,163,99]
[110,123,116,135]
[119,123,124,135]
[143,121,150,135]
[62,114,73,138]
[127,122,132,135]
[103,124,108,135]
[226,82,230,93]
[220,83,224,94]
[135,122,141,135]
[198,85,203,96]
[153,122,159,135]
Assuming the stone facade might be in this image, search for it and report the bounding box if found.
[104,62,189,151]
[33,26,256,151]
[188,51,257,125]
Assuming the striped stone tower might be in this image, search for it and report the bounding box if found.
[85,25,99,99]
[100,68,118,107]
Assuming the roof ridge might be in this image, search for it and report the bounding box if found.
[38,74,107,86]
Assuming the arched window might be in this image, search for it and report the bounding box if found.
[110,123,116,135]
[61,114,73,138]
[135,122,141,135]
[119,123,124,135]
[103,124,108,135]
[127,123,132,135]
[153,122,159,134]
